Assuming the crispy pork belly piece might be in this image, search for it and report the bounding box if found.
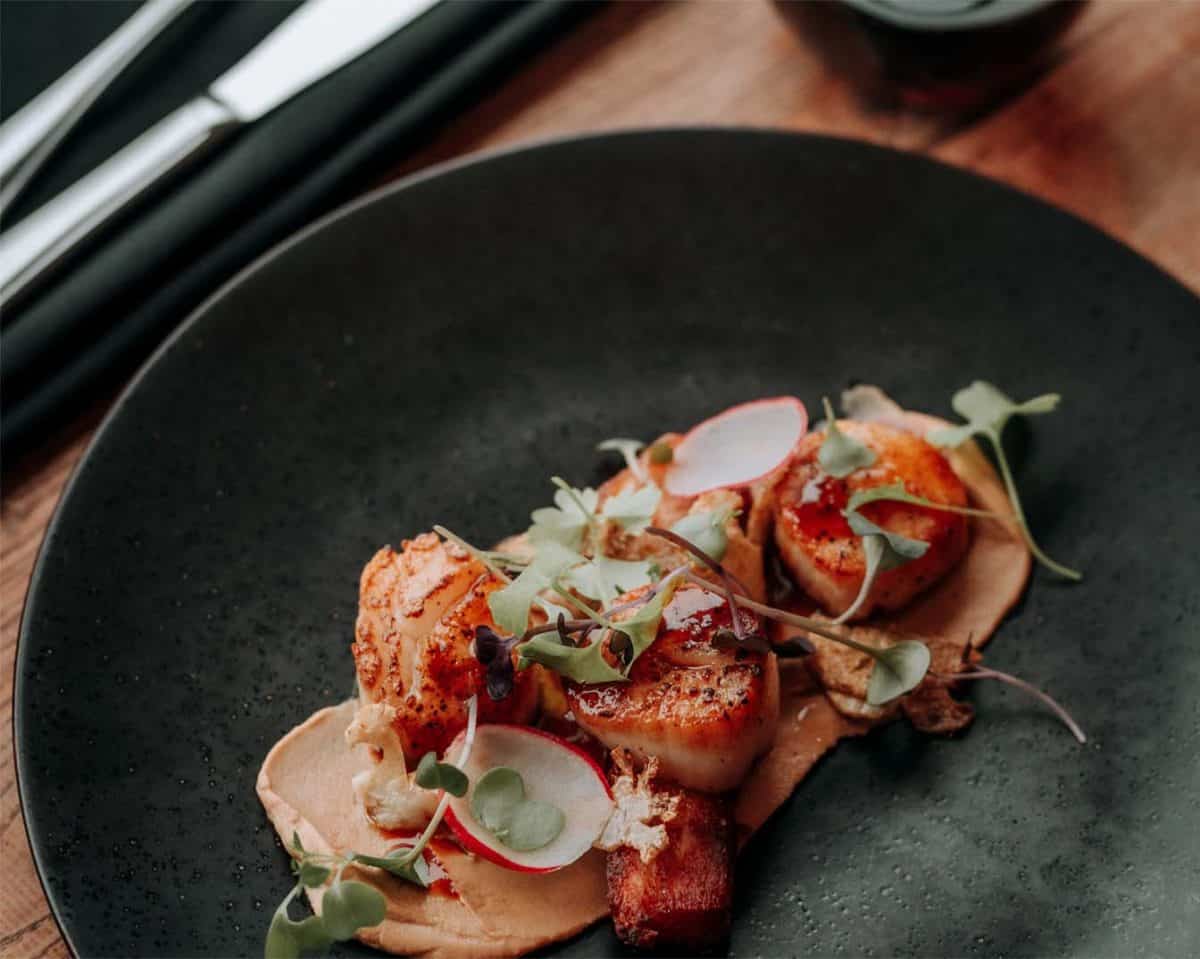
[607,783,734,952]
[774,420,969,620]
[566,584,779,793]
[353,533,539,758]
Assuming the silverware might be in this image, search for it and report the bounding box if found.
[0,0,193,218]
[0,0,437,310]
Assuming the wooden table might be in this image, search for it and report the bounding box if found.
[3,2,1197,956]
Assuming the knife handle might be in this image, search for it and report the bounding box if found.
[0,95,239,311]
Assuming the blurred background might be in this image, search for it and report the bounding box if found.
[1,3,1198,954]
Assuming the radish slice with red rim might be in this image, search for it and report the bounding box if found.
[664,396,808,497]
[444,724,613,873]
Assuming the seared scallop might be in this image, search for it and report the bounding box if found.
[353,533,539,758]
[773,420,969,620]
[566,583,779,793]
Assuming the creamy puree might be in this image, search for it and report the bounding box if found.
[257,411,1029,957]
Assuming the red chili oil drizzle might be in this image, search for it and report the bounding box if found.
[785,473,854,539]
[374,828,460,899]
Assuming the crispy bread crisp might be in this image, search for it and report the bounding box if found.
[607,784,734,952]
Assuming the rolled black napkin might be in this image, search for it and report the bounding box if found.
[1,0,597,460]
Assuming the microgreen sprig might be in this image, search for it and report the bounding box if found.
[939,665,1086,744]
[831,510,929,625]
[669,505,738,563]
[646,527,928,704]
[845,480,1005,521]
[433,525,514,584]
[265,699,479,958]
[597,438,648,482]
[471,766,566,852]
[818,396,877,478]
[926,381,1082,581]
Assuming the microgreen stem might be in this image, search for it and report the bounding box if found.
[942,666,1086,744]
[550,580,613,627]
[520,618,596,641]
[986,432,1083,581]
[681,570,885,661]
[644,526,752,596]
[434,525,513,584]
[831,536,882,625]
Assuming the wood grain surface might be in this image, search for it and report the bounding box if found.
[3,2,1198,956]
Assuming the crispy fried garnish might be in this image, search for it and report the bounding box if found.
[596,751,680,863]
[606,781,734,952]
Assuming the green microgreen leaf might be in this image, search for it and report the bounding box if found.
[866,640,932,706]
[470,766,565,852]
[844,510,930,567]
[471,767,525,834]
[564,555,657,605]
[414,751,469,797]
[516,630,627,684]
[926,380,1081,581]
[647,441,674,465]
[670,506,736,563]
[265,886,333,959]
[487,541,582,635]
[599,484,662,533]
[846,480,1002,520]
[597,438,647,481]
[831,499,930,626]
[528,481,599,550]
[505,800,567,851]
[352,849,430,887]
[298,861,331,888]
[319,879,387,941]
[818,396,878,478]
[610,573,682,663]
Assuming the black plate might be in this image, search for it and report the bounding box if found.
[16,130,1200,958]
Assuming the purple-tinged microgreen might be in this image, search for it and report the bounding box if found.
[647,441,674,465]
[712,629,772,655]
[516,568,686,684]
[474,625,521,700]
[433,525,513,584]
[939,665,1086,744]
[487,540,582,635]
[831,510,930,625]
[470,767,566,852]
[599,483,662,533]
[414,751,469,797]
[645,525,753,640]
[670,505,737,563]
[818,396,877,478]
[597,438,648,482]
[691,574,930,705]
[846,480,1004,520]
[656,525,931,705]
[529,480,599,550]
[926,381,1082,581]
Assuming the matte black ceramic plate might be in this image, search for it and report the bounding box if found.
[16,130,1200,958]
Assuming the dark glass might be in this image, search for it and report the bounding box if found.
[775,0,1086,114]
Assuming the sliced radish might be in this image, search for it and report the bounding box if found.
[443,724,613,873]
[664,396,808,497]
